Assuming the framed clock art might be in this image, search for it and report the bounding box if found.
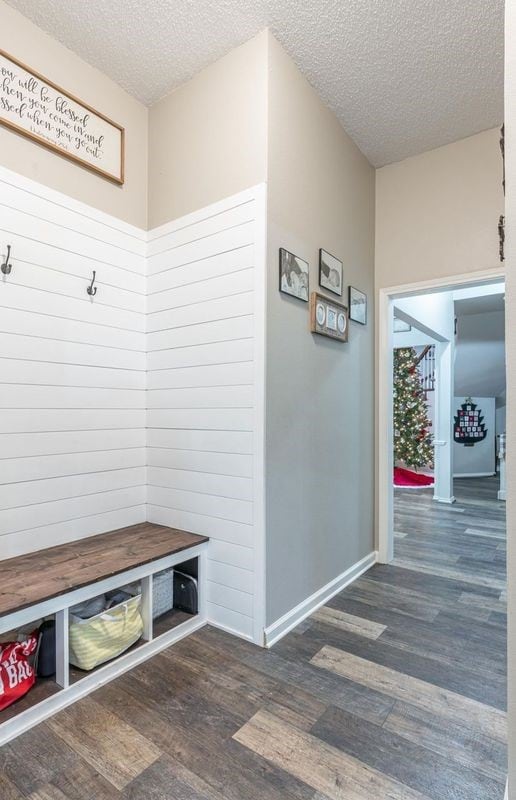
[310,292,348,342]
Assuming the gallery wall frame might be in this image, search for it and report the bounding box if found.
[349,285,367,324]
[310,291,348,342]
[279,247,309,301]
[0,49,125,184]
[319,248,343,296]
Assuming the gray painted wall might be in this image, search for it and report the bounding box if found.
[265,34,376,626]
[454,310,506,398]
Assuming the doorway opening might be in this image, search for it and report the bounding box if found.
[378,269,506,564]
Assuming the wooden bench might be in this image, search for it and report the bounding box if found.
[0,523,208,744]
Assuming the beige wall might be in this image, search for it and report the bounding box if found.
[505,2,514,796]
[376,128,504,289]
[265,33,376,624]
[148,31,268,229]
[0,1,148,228]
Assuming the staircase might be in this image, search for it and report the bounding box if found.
[416,344,436,394]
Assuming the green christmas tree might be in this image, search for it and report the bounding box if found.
[393,347,434,469]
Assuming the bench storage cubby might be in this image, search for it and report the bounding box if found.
[0,522,208,744]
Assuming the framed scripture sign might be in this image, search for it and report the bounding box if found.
[310,292,348,342]
[0,50,124,184]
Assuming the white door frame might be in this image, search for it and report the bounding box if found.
[377,266,505,564]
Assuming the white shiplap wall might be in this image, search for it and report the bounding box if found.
[146,186,266,643]
[0,167,147,558]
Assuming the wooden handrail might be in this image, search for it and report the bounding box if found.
[415,344,432,366]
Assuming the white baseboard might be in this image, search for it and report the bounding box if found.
[434,495,456,504]
[263,551,377,648]
[498,490,507,501]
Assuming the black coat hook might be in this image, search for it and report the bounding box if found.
[1,245,12,275]
[87,270,97,296]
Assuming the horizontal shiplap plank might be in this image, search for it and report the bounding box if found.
[147,505,253,548]
[0,410,145,435]
[0,179,147,258]
[208,539,254,571]
[206,601,254,639]
[0,283,144,332]
[207,581,253,617]
[0,467,146,511]
[0,359,145,390]
[147,485,252,525]
[0,229,146,294]
[147,362,253,390]
[147,408,253,431]
[146,292,253,333]
[147,448,253,478]
[147,200,255,257]
[146,316,253,352]
[0,386,145,410]
[146,428,253,454]
[0,505,146,559]
[148,466,252,501]
[0,486,146,535]
[0,428,145,457]
[0,315,145,357]
[147,221,254,275]
[147,386,253,410]
[0,449,146,484]
[4,261,144,314]
[0,204,144,273]
[147,339,253,371]
[146,268,253,314]
[207,560,254,594]
[148,245,254,295]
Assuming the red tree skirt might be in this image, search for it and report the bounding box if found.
[394,467,434,488]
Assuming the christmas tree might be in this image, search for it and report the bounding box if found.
[393,347,434,469]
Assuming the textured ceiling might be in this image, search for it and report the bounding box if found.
[5,0,504,166]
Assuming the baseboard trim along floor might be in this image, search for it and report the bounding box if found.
[263,551,378,648]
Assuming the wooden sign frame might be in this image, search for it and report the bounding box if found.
[0,50,125,185]
[310,292,349,342]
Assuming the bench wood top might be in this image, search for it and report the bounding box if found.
[0,523,208,620]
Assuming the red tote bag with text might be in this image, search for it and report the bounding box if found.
[0,635,38,711]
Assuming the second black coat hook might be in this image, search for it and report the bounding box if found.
[1,244,12,275]
[87,270,97,296]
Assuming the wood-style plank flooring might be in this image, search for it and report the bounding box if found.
[1,477,506,799]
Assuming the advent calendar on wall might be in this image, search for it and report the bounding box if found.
[454,398,488,447]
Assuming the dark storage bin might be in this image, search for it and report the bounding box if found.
[173,570,198,614]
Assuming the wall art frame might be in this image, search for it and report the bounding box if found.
[310,291,348,342]
[0,49,125,184]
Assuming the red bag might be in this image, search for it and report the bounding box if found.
[0,635,38,711]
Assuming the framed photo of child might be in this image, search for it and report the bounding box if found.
[319,249,343,297]
[279,248,309,302]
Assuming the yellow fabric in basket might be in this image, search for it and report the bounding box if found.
[69,595,143,671]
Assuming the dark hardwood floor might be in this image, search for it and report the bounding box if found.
[0,477,506,799]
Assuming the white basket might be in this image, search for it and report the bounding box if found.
[153,569,174,618]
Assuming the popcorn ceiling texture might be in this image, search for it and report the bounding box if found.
[5,0,504,166]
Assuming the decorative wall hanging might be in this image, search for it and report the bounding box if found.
[279,248,309,301]
[348,286,367,325]
[454,398,487,447]
[310,292,348,342]
[0,50,124,184]
[319,249,343,296]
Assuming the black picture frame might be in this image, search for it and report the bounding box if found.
[279,248,309,302]
[348,286,367,325]
[319,248,343,297]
